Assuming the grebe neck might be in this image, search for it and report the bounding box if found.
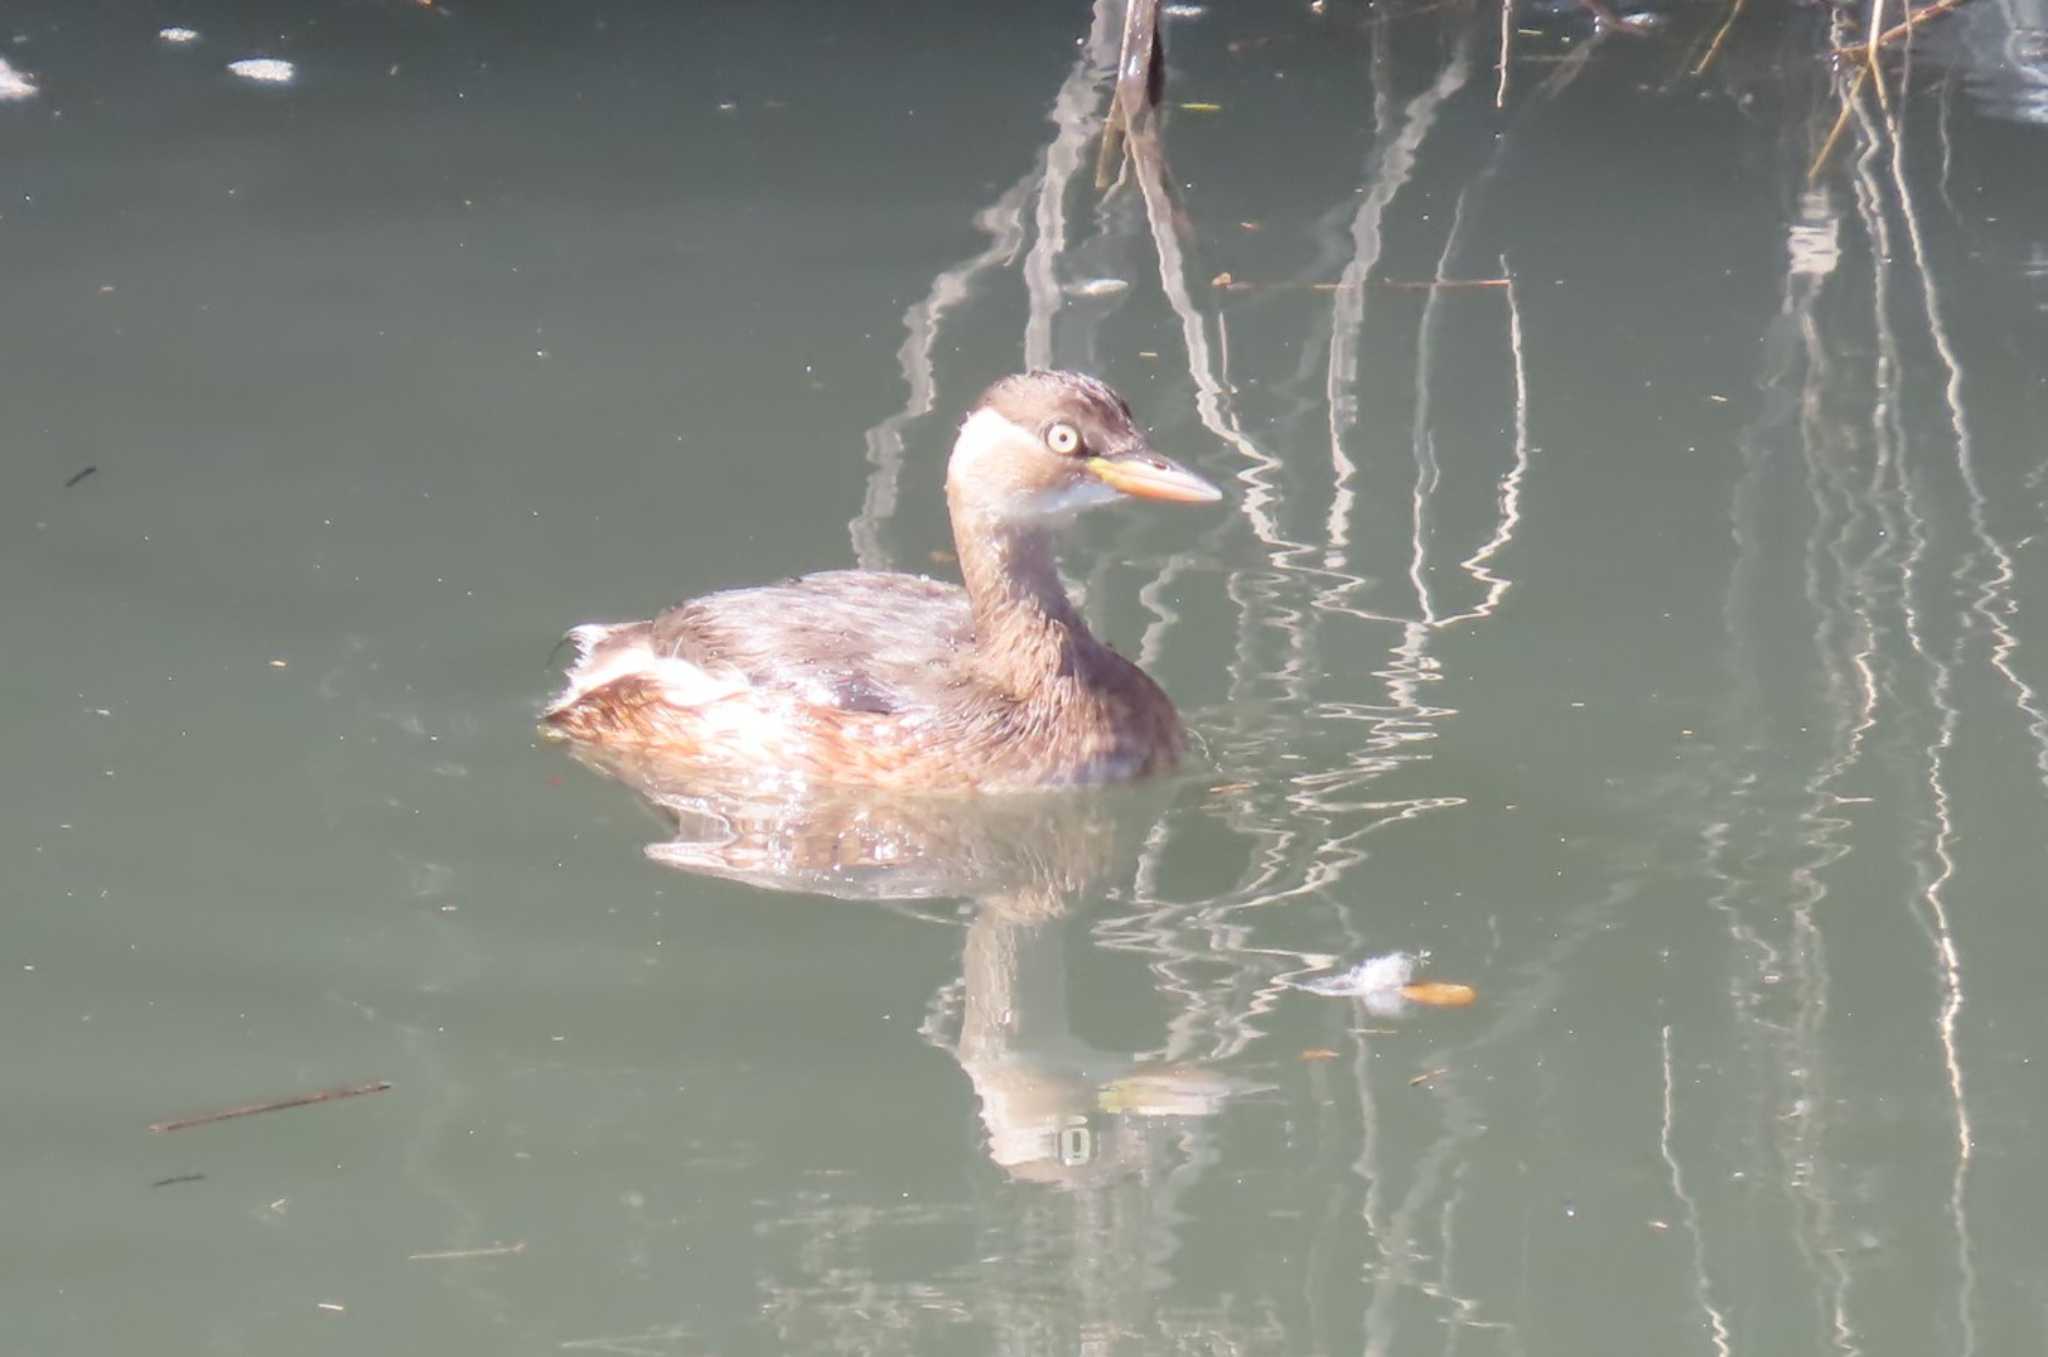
[949,508,1099,694]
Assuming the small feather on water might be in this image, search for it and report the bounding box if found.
[228,57,295,84]
[0,56,39,100]
[1293,951,1417,996]
[1293,952,1476,1015]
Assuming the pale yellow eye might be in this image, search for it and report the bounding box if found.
[1046,422,1082,455]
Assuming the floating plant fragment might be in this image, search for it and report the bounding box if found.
[1292,952,1476,1016]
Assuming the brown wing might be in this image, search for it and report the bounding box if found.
[646,571,974,717]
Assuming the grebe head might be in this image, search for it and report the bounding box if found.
[947,370,1222,524]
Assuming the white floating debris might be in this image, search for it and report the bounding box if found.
[0,55,38,101]
[227,57,295,85]
[1163,4,1209,15]
[1294,950,1477,1015]
[1068,278,1131,299]
[1295,951,1417,999]
[159,27,201,45]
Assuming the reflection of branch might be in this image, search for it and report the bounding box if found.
[1326,52,1473,445]
[1661,1025,1735,1357]
[850,5,1127,571]
[1025,0,1125,370]
[1883,78,1987,1357]
[1709,183,1863,1345]
[1886,38,2048,793]
[1495,0,1514,106]
[1530,26,1604,101]
[1122,103,1278,579]
[1405,168,1493,626]
[849,186,1029,570]
[1808,64,1867,182]
[1324,43,1475,638]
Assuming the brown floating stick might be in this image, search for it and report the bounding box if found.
[148,1080,392,1133]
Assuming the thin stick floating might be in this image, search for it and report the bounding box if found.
[148,1080,391,1133]
[408,1241,528,1262]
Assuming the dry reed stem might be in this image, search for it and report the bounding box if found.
[1690,0,1750,76]
[1833,0,1971,53]
[1808,65,1869,180]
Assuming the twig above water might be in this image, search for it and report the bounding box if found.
[1096,0,1163,191]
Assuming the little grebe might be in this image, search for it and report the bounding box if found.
[543,370,1221,791]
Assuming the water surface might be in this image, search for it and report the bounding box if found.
[5,2,2048,1353]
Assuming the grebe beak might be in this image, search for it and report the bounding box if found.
[1086,450,1223,504]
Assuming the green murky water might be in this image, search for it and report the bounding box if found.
[6,2,2047,1352]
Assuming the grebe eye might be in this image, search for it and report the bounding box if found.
[1046,422,1082,455]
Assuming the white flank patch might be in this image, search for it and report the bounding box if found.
[0,56,38,101]
[227,58,295,84]
[159,27,202,45]
[549,625,747,714]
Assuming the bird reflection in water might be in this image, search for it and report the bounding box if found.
[558,743,1267,1188]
